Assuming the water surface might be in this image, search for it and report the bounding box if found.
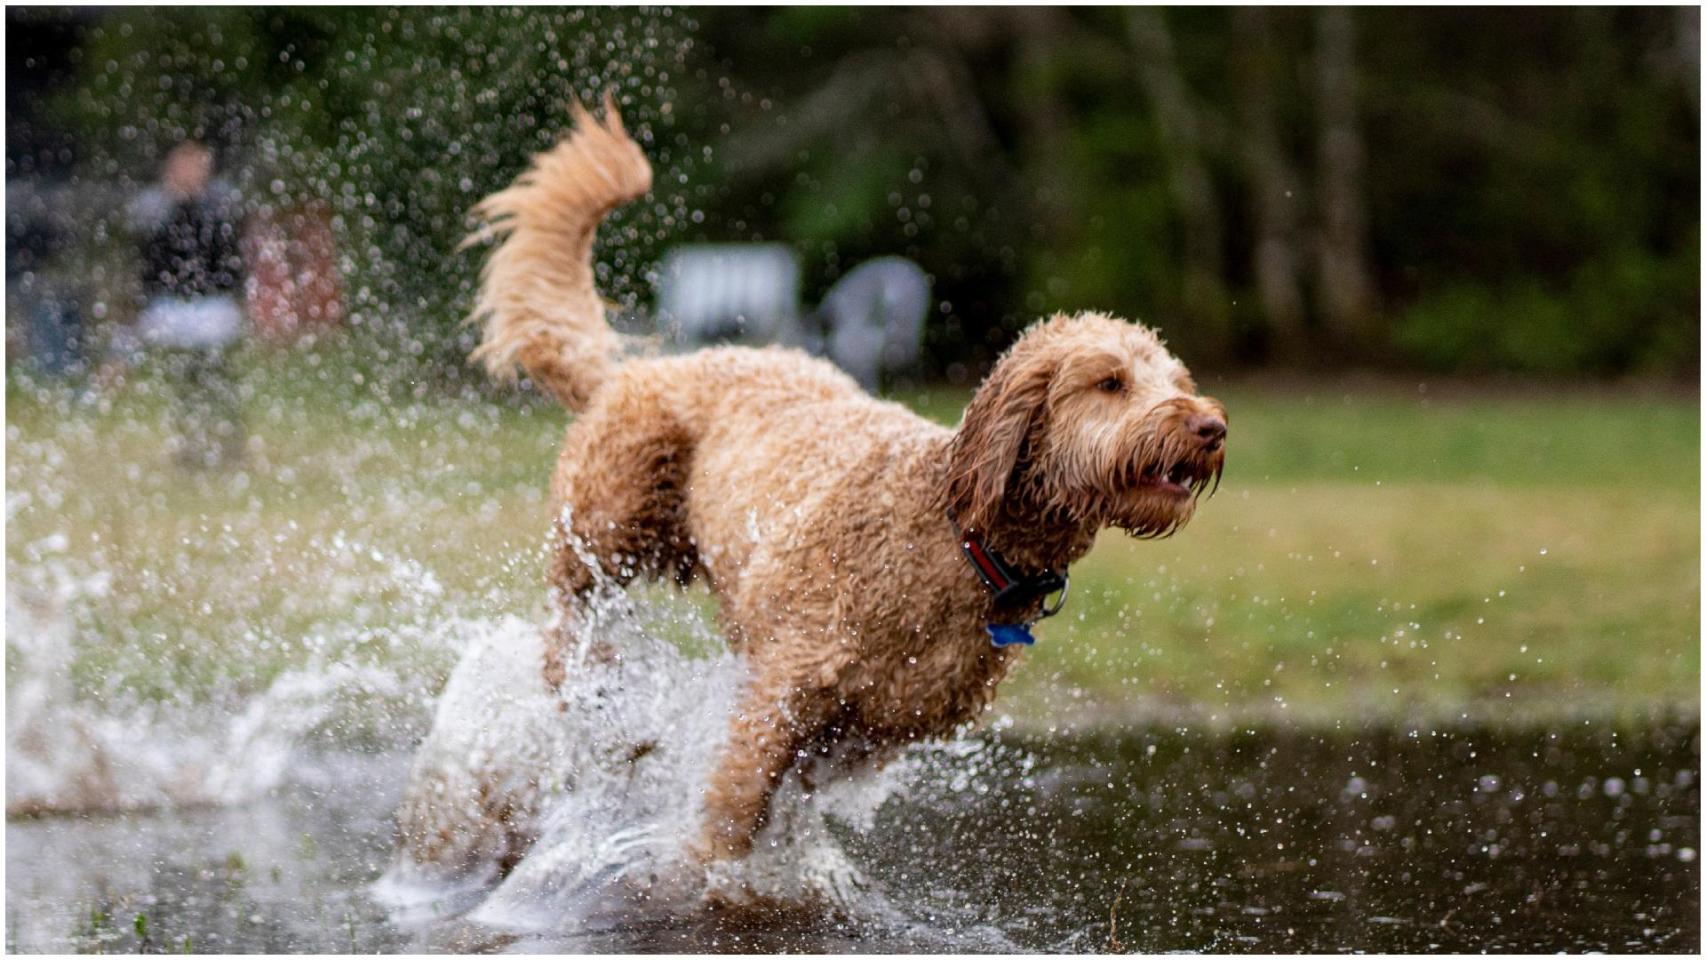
[7,721,1697,953]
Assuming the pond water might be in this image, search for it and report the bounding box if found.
[7,720,1697,953]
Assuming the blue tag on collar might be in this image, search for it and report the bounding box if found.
[986,622,1035,647]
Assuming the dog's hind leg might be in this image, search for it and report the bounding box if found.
[540,381,699,687]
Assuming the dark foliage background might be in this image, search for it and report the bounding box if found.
[7,6,1700,384]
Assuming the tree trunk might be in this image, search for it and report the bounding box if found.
[1233,7,1309,362]
[1126,7,1229,352]
[1314,7,1378,353]
[1010,6,1076,244]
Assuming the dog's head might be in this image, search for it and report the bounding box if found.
[947,312,1226,541]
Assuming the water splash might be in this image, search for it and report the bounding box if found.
[4,534,460,817]
[376,583,928,931]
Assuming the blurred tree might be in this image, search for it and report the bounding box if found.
[1126,7,1232,358]
[1233,7,1308,363]
[1312,7,1379,356]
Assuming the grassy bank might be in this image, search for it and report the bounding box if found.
[6,345,1699,726]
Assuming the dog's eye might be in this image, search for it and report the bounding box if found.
[1096,377,1124,394]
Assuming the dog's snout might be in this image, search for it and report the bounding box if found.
[1189,413,1227,450]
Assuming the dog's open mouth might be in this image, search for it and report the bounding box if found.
[1135,458,1221,498]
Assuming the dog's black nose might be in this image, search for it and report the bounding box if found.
[1190,414,1226,449]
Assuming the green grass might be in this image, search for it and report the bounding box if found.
[6,345,1699,726]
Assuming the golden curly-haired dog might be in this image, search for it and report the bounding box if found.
[408,98,1226,870]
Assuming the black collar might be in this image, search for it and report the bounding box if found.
[948,511,1070,619]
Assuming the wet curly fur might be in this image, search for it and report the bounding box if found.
[399,98,1227,872]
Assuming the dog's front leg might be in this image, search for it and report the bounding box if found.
[696,678,829,863]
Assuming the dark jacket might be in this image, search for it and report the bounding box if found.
[135,186,244,299]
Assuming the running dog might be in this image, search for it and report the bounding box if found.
[400,96,1227,872]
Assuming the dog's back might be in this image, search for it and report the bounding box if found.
[562,342,951,629]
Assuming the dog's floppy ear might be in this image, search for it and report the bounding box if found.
[946,346,1053,532]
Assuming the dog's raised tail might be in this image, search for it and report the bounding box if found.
[466,94,652,411]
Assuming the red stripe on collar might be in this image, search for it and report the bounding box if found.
[962,535,1013,591]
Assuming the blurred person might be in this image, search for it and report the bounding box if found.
[122,140,248,468]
